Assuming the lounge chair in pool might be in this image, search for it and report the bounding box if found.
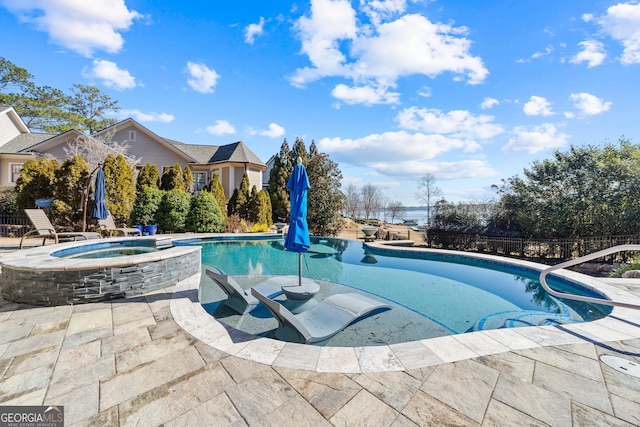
[204,266,281,314]
[98,214,142,237]
[251,283,392,344]
[20,209,102,249]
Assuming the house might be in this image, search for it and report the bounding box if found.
[0,106,266,199]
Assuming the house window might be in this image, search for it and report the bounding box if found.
[194,172,208,192]
[10,164,22,183]
[129,130,136,141]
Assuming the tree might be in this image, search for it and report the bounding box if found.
[291,137,308,166]
[267,139,293,222]
[130,186,164,226]
[257,190,273,226]
[156,189,191,232]
[306,151,345,236]
[68,84,119,134]
[64,130,141,173]
[416,173,442,227]
[344,183,361,217]
[52,155,89,223]
[207,173,227,214]
[136,163,160,193]
[103,154,136,225]
[248,185,260,224]
[187,190,226,232]
[183,166,194,194]
[360,183,383,223]
[160,163,185,191]
[494,138,640,238]
[14,158,59,209]
[387,201,404,224]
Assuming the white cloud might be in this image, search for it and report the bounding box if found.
[83,59,136,90]
[480,97,499,109]
[2,0,142,56]
[570,40,606,67]
[502,124,569,154]
[205,120,236,135]
[291,1,488,105]
[186,62,220,94]
[523,96,554,116]
[396,107,504,140]
[259,123,285,138]
[370,159,499,179]
[244,17,265,44]
[115,109,174,123]
[598,1,640,64]
[569,92,612,115]
[332,83,400,105]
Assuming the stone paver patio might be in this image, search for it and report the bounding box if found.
[1,240,640,426]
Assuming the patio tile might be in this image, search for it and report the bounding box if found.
[0,365,52,403]
[420,359,499,423]
[46,382,99,426]
[355,346,405,373]
[492,373,571,426]
[234,337,285,365]
[329,389,398,427]
[147,319,181,340]
[111,301,156,334]
[272,342,321,371]
[533,360,613,414]
[452,331,512,356]
[0,322,32,346]
[3,345,59,377]
[475,351,535,382]
[61,326,112,350]
[163,392,246,427]
[477,328,540,351]
[571,401,636,427]
[68,406,118,427]
[274,367,360,419]
[117,363,235,426]
[515,345,604,382]
[482,399,546,426]
[610,393,640,425]
[2,330,65,359]
[511,325,586,346]
[389,341,443,370]
[598,357,640,404]
[54,341,101,373]
[354,371,422,412]
[259,394,330,426]
[100,346,205,410]
[402,390,477,427]
[47,354,115,400]
[389,414,420,427]
[101,327,152,356]
[115,332,196,372]
[28,318,69,337]
[317,346,360,373]
[0,388,46,406]
[66,308,112,336]
[420,335,479,363]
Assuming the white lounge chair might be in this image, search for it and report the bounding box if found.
[251,283,391,344]
[204,266,281,314]
[98,214,141,237]
[20,209,102,249]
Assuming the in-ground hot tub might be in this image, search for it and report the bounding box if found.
[0,236,200,306]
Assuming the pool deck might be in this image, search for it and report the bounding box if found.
[1,238,640,425]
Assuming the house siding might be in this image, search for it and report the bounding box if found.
[112,126,187,168]
[0,114,21,147]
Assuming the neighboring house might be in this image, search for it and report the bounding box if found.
[0,106,266,200]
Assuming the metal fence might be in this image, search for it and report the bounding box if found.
[0,211,29,237]
[428,232,640,262]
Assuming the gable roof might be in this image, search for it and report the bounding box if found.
[1,133,55,153]
[0,106,30,134]
[210,141,266,166]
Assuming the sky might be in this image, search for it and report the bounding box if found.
[1,0,639,207]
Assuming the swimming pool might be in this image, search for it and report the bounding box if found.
[51,240,169,259]
[191,236,612,346]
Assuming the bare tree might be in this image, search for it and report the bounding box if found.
[416,173,442,226]
[361,183,383,223]
[64,127,141,173]
[344,183,361,217]
[387,200,404,224]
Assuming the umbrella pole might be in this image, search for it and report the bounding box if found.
[298,252,302,287]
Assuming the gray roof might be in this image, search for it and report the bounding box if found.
[1,133,55,153]
[165,139,265,166]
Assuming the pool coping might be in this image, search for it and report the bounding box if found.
[170,242,640,373]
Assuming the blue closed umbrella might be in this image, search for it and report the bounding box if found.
[90,169,110,220]
[284,159,310,286]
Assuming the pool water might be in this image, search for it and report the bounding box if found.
[196,236,611,346]
[52,242,162,259]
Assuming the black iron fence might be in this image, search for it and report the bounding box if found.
[0,211,29,237]
[428,231,640,262]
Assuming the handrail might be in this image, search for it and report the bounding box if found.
[539,244,640,310]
